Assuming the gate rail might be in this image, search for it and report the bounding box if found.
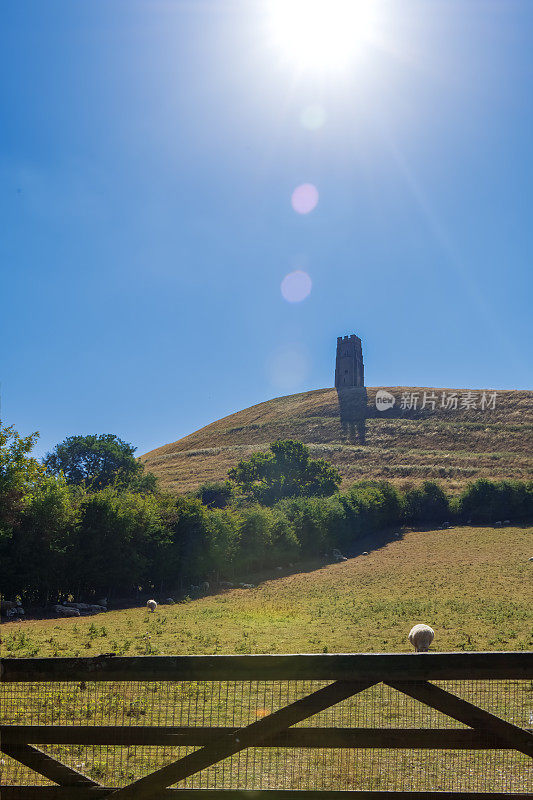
[1,652,532,799]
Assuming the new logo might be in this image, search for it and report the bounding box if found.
[375,390,395,412]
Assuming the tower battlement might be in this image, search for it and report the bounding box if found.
[335,333,364,388]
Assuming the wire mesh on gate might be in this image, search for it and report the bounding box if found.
[1,678,532,792]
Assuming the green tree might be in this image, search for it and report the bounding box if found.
[44,433,156,491]
[8,475,78,604]
[71,489,169,597]
[0,421,44,528]
[228,440,341,503]
[167,497,213,586]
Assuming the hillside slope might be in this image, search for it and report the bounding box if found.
[4,526,532,654]
[142,387,532,494]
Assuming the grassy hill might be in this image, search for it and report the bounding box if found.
[142,387,532,494]
[3,525,531,656]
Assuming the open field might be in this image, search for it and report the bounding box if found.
[3,525,532,657]
[2,525,532,793]
[141,387,533,494]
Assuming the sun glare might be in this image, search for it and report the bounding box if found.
[268,0,376,72]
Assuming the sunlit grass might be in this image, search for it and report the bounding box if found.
[2,525,532,791]
[3,526,531,657]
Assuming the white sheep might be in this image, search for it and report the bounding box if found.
[146,599,158,613]
[332,548,347,562]
[408,624,434,652]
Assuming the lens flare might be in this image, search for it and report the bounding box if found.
[281,270,312,303]
[291,183,319,214]
[301,104,326,130]
[268,344,309,391]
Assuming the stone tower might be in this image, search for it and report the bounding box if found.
[335,334,364,388]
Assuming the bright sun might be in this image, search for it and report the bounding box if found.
[267,0,376,72]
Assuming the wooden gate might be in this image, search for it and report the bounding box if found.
[1,652,532,798]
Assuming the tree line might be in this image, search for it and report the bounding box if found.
[1,423,531,605]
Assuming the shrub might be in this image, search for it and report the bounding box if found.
[234,506,275,572]
[197,481,234,508]
[401,481,449,523]
[457,479,533,523]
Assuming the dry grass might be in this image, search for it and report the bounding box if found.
[141,387,533,494]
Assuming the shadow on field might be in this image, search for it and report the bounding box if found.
[244,526,406,588]
[340,526,404,560]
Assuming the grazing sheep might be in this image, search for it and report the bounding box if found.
[220,581,234,589]
[408,624,434,652]
[1,600,19,618]
[64,602,95,611]
[529,557,533,562]
[361,551,369,556]
[332,548,347,562]
[201,581,210,593]
[165,597,175,604]
[146,599,158,613]
[54,605,80,617]
[494,521,502,527]
[239,583,255,589]
[64,602,104,613]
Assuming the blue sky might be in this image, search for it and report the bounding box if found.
[1,0,532,460]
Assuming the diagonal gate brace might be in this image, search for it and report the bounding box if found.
[108,679,376,800]
[387,680,533,759]
[1,742,101,787]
